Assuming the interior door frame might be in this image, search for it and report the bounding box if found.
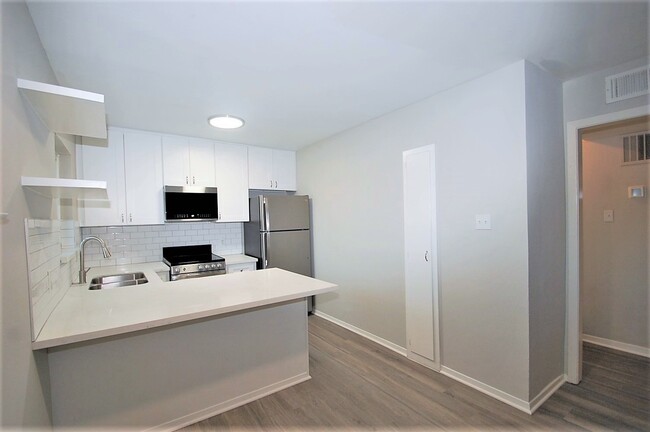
[565,104,649,384]
[402,144,441,371]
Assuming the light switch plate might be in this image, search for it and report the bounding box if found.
[475,214,491,230]
[603,209,614,223]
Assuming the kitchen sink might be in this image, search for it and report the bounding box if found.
[88,272,148,290]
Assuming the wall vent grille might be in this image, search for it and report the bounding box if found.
[606,66,649,104]
[622,131,650,164]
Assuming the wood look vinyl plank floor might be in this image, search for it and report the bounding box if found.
[182,316,650,431]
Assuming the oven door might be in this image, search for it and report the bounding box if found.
[170,269,226,281]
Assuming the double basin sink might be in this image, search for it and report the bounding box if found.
[88,272,148,290]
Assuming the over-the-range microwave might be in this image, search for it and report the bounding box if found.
[164,185,219,222]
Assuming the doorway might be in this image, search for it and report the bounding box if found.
[566,105,650,384]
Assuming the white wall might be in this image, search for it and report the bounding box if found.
[299,61,556,401]
[524,62,566,398]
[1,1,60,427]
[581,120,649,349]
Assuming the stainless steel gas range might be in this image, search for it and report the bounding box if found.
[162,244,226,281]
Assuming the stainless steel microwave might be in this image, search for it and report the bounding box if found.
[164,186,219,222]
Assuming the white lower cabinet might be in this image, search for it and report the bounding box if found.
[78,129,164,226]
[226,262,257,274]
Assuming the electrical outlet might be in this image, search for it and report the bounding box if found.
[475,214,491,230]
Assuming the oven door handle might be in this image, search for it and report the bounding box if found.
[170,269,226,281]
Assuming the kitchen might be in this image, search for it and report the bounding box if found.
[2,1,649,431]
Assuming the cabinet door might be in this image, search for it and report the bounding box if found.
[124,132,164,225]
[214,141,249,222]
[162,135,190,186]
[248,146,273,189]
[78,130,126,226]
[273,150,296,191]
[188,138,216,186]
[226,262,256,273]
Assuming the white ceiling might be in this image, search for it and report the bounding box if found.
[27,1,648,150]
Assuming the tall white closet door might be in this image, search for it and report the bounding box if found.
[403,145,439,370]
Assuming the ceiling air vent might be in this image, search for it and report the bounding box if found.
[606,65,650,104]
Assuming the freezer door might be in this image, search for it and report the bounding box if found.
[262,195,310,231]
[262,230,312,277]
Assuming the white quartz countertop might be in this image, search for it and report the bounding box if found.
[222,254,258,265]
[33,262,336,350]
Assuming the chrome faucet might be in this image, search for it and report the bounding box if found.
[79,236,111,284]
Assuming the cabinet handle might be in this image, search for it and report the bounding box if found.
[129,213,133,223]
[424,251,429,262]
[270,180,273,188]
[186,176,189,185]
[275,180,278,188]
[121,213,125,223]
[193,176,196,185]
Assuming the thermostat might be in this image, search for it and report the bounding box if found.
[628,186,646,198]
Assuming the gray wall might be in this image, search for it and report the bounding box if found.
[299,61,548,401]
[563,56,650,123]
[581,121,649,349]
[524,62,566,398]
[1,1,60,427]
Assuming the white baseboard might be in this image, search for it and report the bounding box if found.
[440,366,532,414]
[529,374,566,413]
[583,334,650,358]
[148,373,311,432]
[313,310,408,356]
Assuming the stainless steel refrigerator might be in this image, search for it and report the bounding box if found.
[244,195,313,311]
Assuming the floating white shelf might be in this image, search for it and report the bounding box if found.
[17,79,107,139]
[21,176,107,199]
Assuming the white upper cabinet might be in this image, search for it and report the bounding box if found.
[248,147,296,191]
[273,150,296,191]
[123,131,164,225]
[214,142,249,222]
[248,147,274,189]
[77,130,126,226]
[161,136,190,186]
[162,136,216,187]
[77,129,164,226]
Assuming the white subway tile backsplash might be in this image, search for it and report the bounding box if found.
[25,219,81,341]
[79,222,243,264]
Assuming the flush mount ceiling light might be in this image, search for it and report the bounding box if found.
[208,115,245,129]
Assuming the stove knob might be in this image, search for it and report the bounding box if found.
[211,263,217,269]
[173,267,180,274]
[198,264,204,270]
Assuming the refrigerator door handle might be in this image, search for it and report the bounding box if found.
[261,197,270,232]
[262,232,269,268]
